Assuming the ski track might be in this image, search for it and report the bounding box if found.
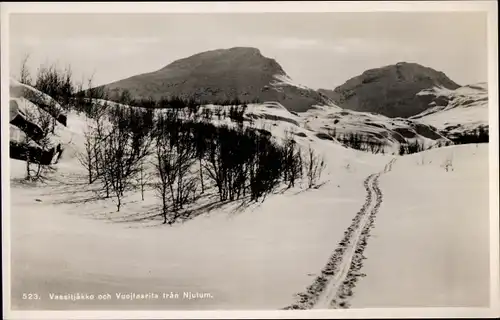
[284,158,397,310]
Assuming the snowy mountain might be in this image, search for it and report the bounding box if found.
[96,47,331,112]
[319,62,460,118]
[411,82,489,138]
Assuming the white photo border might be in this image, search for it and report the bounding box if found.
[1,1,498,319]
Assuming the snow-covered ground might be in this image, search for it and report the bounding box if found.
[6,86,493,312]
[351,144,490,308]
[10,139,388,310]
[9,130,491,311]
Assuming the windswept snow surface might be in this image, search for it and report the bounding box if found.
[350,144,490,307]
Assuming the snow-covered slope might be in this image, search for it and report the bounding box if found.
[198,101,449,153]
[10,97,72,149]
[351,144,490,307]
[411,83,489,136]
[7,88,491,311]
[271,74,318,92]
[56,94,452,160]
[300,105,449,153]
[10,78,67,126]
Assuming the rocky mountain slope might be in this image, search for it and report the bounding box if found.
[319,62,461,118]
[97,47,331,112]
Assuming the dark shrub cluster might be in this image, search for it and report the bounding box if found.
[398,139,426,155]
[328,129,386,154]
[109,92,259,111]
[449,127,489,145]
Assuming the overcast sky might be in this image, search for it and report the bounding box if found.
[9,12,488,89]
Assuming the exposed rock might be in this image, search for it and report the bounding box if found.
[393,127,417,139]
[315,132,335,141]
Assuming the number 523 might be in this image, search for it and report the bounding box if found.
[22,293,41,300]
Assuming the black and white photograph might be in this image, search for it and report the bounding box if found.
[2,1,499,319]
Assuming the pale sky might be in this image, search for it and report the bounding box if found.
[9,12,488,90]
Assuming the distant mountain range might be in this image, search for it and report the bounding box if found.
[97,46,479,119]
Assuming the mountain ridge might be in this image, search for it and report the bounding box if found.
[318,62,461,118]
[96,48,468,118]
[96,46,329,112]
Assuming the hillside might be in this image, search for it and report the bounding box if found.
[411,82,489,138]
[96,47,331,112]
[82,98,450,155]
[8,79,491,311]
[300,105,449,154]
[319,62,461,118]
[9,78,71,165]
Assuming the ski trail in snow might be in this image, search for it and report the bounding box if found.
[284,158,396,310]
[313,173,379,309]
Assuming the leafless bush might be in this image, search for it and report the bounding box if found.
[19,53,33,86]
[305,145,326,189]
[417,154,426,166]
[136,158,153,201]
[154,113,198,224]
[282,130,303,188]
[77,100,110,186]
[106,108,153,211]
[80,105,153,211]
[441,154,454,172]
[78,127,98,184]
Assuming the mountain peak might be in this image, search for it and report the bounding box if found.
[321,62,460,118]
[223,46,262,54]
[98,47,327,112]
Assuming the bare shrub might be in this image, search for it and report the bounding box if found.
[154,112,198,224]
[19,53,33,86]
[441,153,455,172]
[21,103,58,182]
[305,145,326,189]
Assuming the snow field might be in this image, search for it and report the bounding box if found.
[350,144,490,307]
